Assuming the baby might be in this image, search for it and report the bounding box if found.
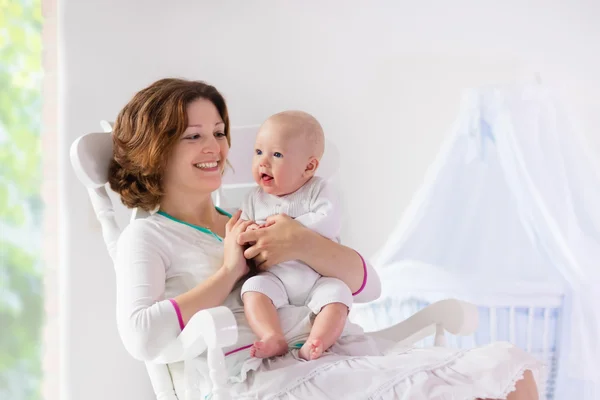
[240,110,352,361]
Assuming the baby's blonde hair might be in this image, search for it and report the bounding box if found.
[263,110,325,159]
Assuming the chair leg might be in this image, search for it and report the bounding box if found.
[207,348,231,400]
[434,323,447,347]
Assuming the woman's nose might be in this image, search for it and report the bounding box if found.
[203,136,220,153]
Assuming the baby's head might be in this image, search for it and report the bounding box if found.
[252,110,324,196]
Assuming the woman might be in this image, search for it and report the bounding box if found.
[109,78,541,399]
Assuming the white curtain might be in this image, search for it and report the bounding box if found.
[374,83,600,397]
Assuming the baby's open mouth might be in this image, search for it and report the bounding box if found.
[261,173,273,182]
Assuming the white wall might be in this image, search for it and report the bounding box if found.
[59,1,600,399]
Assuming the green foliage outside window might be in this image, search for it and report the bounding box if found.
[0,0,44,399]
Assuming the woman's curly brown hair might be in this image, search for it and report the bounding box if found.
[108,78,230,211]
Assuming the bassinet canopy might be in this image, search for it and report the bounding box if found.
[372,83,600,398]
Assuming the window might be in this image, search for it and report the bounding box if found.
[0,0,54,399]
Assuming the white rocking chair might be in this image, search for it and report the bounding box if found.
[69,123,479,400]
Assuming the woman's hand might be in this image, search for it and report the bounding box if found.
[223,210,255,279]
[237,212,377,297]
[237,213,308,269]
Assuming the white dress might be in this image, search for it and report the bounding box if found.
[115,210,544,400]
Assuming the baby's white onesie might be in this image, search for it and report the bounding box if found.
[240,176,352,313]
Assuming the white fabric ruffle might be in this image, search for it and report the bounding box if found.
[224,337,545,400]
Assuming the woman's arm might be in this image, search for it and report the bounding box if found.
[116,214,251,362]
[172,268,239,324]
[297,229,381,302]
[239,214,381,302]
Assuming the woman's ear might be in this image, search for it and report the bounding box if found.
[304,157,319,177]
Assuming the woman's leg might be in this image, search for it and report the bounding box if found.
[476,369,539,400]
[506,370,539,400]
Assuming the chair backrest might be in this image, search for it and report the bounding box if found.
[70,123,177,399]
[70,121,341,399]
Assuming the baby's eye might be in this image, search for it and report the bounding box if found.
[274,152,283,158]
[255,149,262,155]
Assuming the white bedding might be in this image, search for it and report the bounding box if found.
[174,287,545,399]
[221,336,544,400]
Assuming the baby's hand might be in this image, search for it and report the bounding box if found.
[245,223,261,232]
[243,223,261,247]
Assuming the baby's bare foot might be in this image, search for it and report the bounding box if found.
[250,335,288,358]
[299,338,324,361]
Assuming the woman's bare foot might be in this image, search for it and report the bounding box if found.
[299,338,324,361]
[250,335,288,358]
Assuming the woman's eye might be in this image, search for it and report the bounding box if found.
[255,149,262,155]
[186,134,200,140]
[274,152,283,158]
[215,132,226,138]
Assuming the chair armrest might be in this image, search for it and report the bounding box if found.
[180,306,237,400]
[179,306,238,359]
[153,306,238,364]
[367,299,478,346]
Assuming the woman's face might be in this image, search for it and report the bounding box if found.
[163,98,229,196]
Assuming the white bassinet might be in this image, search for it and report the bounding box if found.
[362,82,600,398]
[350,261,563,399]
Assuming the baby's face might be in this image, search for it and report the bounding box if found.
[252,122,313,196]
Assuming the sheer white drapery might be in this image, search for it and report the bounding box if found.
[374,84,600,398]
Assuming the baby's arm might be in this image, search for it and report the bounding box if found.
[293,178,341,241]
